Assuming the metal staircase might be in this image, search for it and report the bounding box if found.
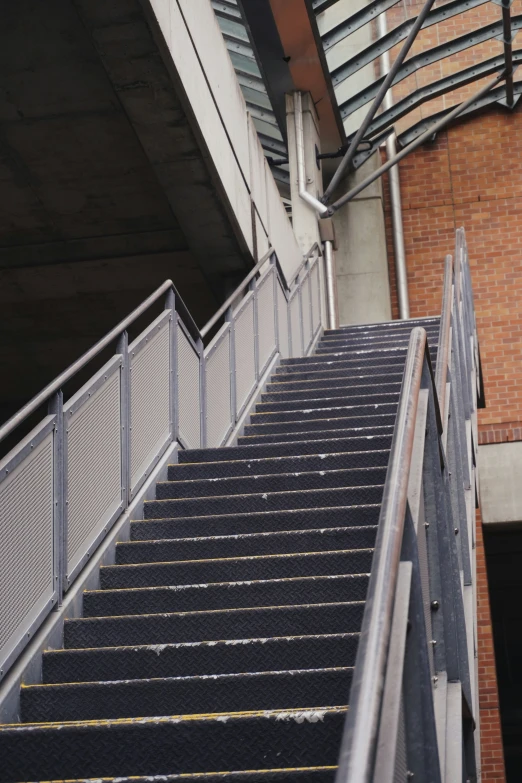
[0,231,481,782]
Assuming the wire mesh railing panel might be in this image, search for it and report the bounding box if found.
[0,418,56,679]
[205,325,233,448]
[301,271,313,352]
[64,356,123,585]
[233,293,257,417]
[0,247,328,683]
[277,280,290,359]
[256,267,277,374]
[289,288,302,358]
[177,320,201,450]
[129,311,172,496]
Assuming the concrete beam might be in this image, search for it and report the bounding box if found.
[479,441,522,525]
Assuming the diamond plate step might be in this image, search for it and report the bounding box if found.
[143,485,384,519]
[65,602,365,649]
[280,347,412,366]
[167,450,390,481]
[84,572,371,617]
[101,548,375,589]
[265,371,404,393]
[317,328,439,348]
[249,402,398,425]
[314,345,438,359]
[179,433,393,462]
[275,355,407,377]
[117,526,378,565]
[22,666,354,723]
[261,381,402,403]
[131,504,381,541]
[257,391,400,412]
[19,769,337,782]
[242,418,395,439]
[325,317,440,335]
[0,708,347,781]
[43,633,360,684]
[271,363,405,383]
[155,466,387,500]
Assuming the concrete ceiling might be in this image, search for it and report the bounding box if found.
[0,0,250,296]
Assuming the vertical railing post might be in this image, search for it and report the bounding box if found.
[226,305,237,424]
[198,337,206,448]
[48,390,65,606]
[117,331,130,508]
[252,275,260,380]
[165,288,177,444]
[272,254,280,354]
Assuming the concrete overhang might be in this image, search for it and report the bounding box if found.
[0,0,302,420]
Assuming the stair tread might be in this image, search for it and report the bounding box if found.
[83,572,371,616]
[43,632,361,684]
[155,466,387,499]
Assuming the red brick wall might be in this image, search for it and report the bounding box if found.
[382,107,521,780]
[476,512,506,780]
[377,9,522,775]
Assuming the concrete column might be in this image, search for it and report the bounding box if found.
[317,0,392,325]
[285,92,322,256]
[331,155,392,325]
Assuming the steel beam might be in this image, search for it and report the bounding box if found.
[397,79,522,146]
[343,48,522,124]
[320,0,403,51]
[329,73,504,213]
[323,0,437,201]
[501,0,515,106]
[333,7,517,92]
[343,50,522,135]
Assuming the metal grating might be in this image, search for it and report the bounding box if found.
[289,289,303,358]
[256,269,277,373]
[177,323,201,450]
[0,423,54,672]
[310,260,321,335]
[277,281,290,359]
[205,326,233,448]
[65,360,122,581]
[233,293,257,416]
[129,314,171,495]
[301,272,313,352]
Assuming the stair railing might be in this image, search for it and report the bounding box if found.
[0,243,327,684]
[335,229,481,782]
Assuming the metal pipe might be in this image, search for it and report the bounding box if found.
[323,0,437,202]
[377,11,410,320]
[0,278,176,445]
[435,254,454,423]
[501,0,514,106]
[335,327,427,783]
[293,91,329,217]
[324,240,339,329]
[329,71,504,212]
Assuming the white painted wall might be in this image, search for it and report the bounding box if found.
[147,0,302,282]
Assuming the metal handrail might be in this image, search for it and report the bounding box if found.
[0,279,177,445]
[435,254,454,422]
[200,249,273,339]
[0,241,324,447]
[335,327,427,783]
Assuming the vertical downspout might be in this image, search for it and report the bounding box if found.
[293,91,339,329]
[377,14,410,320]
